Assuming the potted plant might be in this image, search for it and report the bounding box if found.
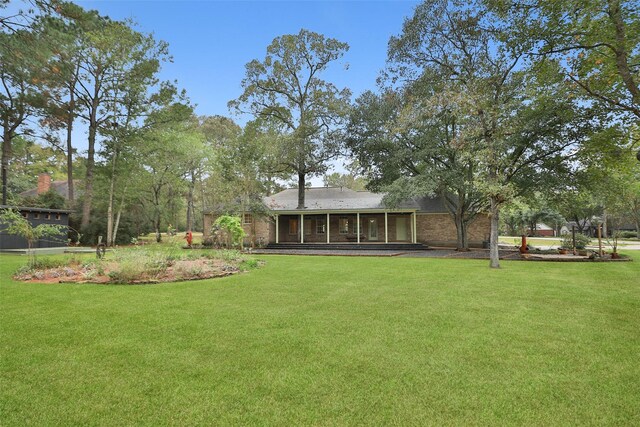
[559,234,573,254]
[574,233,591,256]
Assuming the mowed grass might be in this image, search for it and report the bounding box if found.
[1,252,639,425]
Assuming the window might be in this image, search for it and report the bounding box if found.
[243,213,253,225]
[304,219,312,235]
[289,219,298,235]
[339,217,349,234]
[33,213,40,219]
[55,214,61,220]
[316,219,325,234]
[355,220,362,235]
[21,212,28,218]
[45,213,51,220]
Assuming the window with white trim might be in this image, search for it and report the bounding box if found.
[339,217,349,234]
[355,220,362,234]
[243,213,253,224]
[316,218,325,234]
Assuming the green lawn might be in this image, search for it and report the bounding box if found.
[1,252,639,425]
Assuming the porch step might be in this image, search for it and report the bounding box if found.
[264,243,429,251]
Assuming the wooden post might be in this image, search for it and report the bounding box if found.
[384,212,388,244]
[412,212,417,243]
[356,212,360,243]
[326,213,330,244]
[598,223,603,257]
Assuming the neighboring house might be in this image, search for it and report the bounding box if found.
[204,187,490,248]
[19,173,79,201]
[565,219,637,237]
[528,223,556,237]
[0,205,70,250]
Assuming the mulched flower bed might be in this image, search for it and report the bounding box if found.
[14,250,260,284]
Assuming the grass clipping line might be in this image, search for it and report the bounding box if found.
[13,248,261,285]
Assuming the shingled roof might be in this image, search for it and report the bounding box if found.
[19,180,80,200]
[262,187,448,213]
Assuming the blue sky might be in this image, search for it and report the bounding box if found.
[74,0,420,120]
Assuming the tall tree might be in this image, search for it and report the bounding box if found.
[39,5,99,203]
[74,18,168,231]
[347,83,486,250]
[487,0,640,159]
[229,29,351,209]
[387,0,590,267]
[0,17,54,204]
[200,117,284,231]
[135,103,195,242]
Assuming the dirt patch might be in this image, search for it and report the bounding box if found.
[14,257,249,285]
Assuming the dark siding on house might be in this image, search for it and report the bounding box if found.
[0,207,69,250]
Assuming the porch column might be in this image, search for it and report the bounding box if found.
[357,212,360,243]
[326,213,330,243]
[301,213,304,243]
[384,212,388,243]
[275,214,279,244]
[412,212,417,243]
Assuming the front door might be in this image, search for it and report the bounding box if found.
[368,218,378,241]
[396,217,407,241]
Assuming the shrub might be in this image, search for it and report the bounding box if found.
[620,231,637,239]
[561,233,591,250]
[240,259,259,271]
[213,215,246,249]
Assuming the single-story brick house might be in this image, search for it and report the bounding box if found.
[0,205,70,250]
[204,187,490,248]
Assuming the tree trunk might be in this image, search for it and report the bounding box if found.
[489,196,501,269]
[297,172,306,209]
[602,210,608,237]
[186,171,195,232]
[155,216,161,243]
[607,0,640,106]
[112,191,125,245]
[454,214,469,251]
[106,152,117,246]
[1,121,10,205]
[81,98,99,230]
[153,187,162,243]
[66,79,76,203]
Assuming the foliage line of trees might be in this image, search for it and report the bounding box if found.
[2,0,639,268]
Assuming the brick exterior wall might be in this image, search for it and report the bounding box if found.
[203,214,272,247]
[204,212,491,248]
[415,213,490,247]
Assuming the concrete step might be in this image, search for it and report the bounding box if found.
[264,243,429,251]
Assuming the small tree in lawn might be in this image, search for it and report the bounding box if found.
[213,215,246,249]
[0,209,67,267]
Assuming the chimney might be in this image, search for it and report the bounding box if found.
[37,173,51,195]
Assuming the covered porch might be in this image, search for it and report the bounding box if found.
[273,211,418,244]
